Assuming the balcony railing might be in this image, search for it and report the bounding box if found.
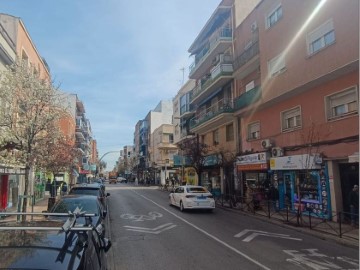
[189,27,232,75]
[180,104,191,116]
[233,86,261,111]
[190,98,234,129]
[190,62,233,102]
[233,40,259,71]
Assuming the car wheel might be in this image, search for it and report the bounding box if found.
[169,197,173,206]
[180,201,184,212]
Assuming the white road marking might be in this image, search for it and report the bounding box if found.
[133,190,271,270]
[235,229,302,242]
[124,223,177,234]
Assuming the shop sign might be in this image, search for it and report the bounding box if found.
[0,166,26,175]
[270,154,321,170]
[204,155,219,166]
[90,164,97,171]
[236,152,269,171]
[236,152,269,165]
[237,163,268,171]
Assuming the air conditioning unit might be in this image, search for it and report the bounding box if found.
[261,139,272,149]
[251,21,258,32]
[272,147,284,157]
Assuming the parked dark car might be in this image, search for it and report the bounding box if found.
[69,183,110,210]
[49,195,107,234]
[0,213,111,270]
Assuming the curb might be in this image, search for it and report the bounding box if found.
[216,204,359,249]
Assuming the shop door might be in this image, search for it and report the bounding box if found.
[0,175,9,210]
[340,163,359,213]
[282,172,295,209]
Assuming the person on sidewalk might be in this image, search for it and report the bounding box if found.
[269,185,280,212]
[349,185,359,227]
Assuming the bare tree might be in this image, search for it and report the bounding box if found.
[217,148,237,196]
[177,135,209,186]
[0,59,64,219]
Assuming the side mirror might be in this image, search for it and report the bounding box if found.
[102,238,112,253]
[102,210,107,218]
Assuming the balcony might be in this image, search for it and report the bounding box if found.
[233,86,262,111]
[233,40,260,80]
[189,27,232,79]
[190,62,233,104]
[190,99,234,133]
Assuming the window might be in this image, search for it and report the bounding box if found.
[245,81,255,92]
[247,122,260,140]
[213,129,219,145]
[268,53,286,77]
[307,19,335,55]
[266,4,283,28]
[226,124,234,141]
[281,106,302,131]
[326,86,358,120]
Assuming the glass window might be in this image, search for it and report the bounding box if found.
[247,122,260,140]
[307,19,335,55]
[266,5,283,28]
[226,124,234,141]
[326,86,358,120]
[281,106,302,132]
[268,53,286,77]
[213,129,219,145]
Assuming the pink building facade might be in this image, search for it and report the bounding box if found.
[233,0,359,219]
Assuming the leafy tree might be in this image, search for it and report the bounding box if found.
[0,59,64,219]
[36,134,82,180]
[177,135,209,186]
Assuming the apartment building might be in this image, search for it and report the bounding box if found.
[173,79,198,184]
[132,101,173,181]
[231,0,359,219]
[0,14,52,210]
[74,97,95,182]
[187,0,260,193]
[150,124,177,185]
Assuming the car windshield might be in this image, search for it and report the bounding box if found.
[69,188,99,196]
[51,198,99,215]
[186,187,207,193]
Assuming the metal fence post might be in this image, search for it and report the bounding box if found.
[339,212,342,238]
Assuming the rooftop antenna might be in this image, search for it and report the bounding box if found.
[180,67,185,86]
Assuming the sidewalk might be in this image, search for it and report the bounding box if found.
[216,201,359,249]
[0,195,53,222]
[157,187,359,248]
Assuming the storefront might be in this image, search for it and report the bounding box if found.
[0,166,25,211]
[236,152,271,200]
[270,154,331,219]
[201,154,221,194]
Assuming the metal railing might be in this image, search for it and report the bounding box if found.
[213,193,359,240]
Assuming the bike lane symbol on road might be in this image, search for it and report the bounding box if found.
[120,211,163,222]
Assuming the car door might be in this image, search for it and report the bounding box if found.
[174,187,184,206]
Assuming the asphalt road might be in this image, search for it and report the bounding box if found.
[105,184,359,270]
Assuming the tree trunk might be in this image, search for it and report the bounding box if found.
[21,166,30,221]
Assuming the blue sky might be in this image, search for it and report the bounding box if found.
[2,0,220,169]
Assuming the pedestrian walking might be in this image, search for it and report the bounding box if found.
[61,182,68,196]
[349,185,359,227]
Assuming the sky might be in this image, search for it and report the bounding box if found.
[1,0,220,169]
